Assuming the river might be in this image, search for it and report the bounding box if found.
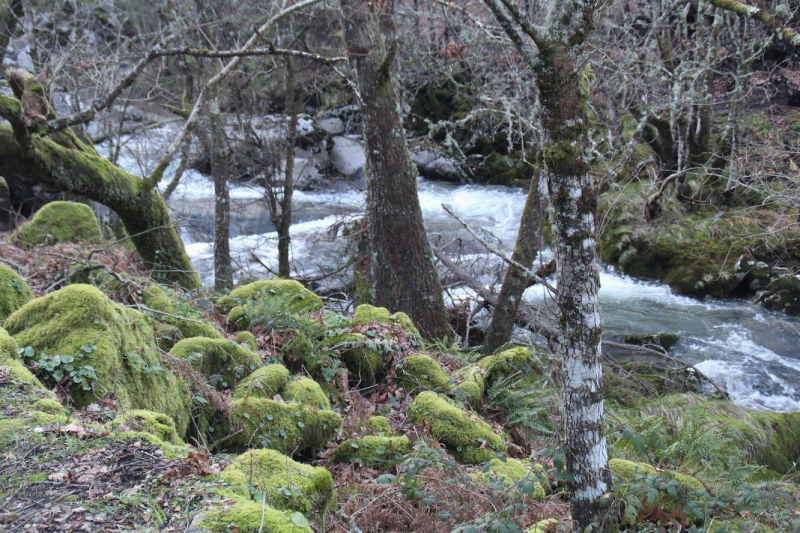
[100,123,800,413]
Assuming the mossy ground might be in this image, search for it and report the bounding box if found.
[0,263,32,320]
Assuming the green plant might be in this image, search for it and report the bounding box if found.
[18,344,98,391]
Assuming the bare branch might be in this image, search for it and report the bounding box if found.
[711,0,800,47]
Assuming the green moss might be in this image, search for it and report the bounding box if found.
[13,201,102,248]
[283,376,330,410]
[199,499,312,533]
[169,337,260,391]
[352,304,419,334]
[332,435,410,469]
[108,409,183,445]
[706,519,775,532]
[0,264,33,320]
[0,327,46,389]
[326,332,386,386]
[453,366,486,409]
[408,391,506,464]
[397,353,451,392]
[478,347,538,385]
[231,397,341,454]
[368,416,392,436]
[526,519,559,533]
[234,364,291,400]
[4,285,191,435]
[217,279,322,330]
[235,331,257,350]
[219,448,333,514]
[31,398,65,415]
[142,284,222,344]
[474,457,548,500]
[608,457,658,480]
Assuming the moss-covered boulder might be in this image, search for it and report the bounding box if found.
[477,346,540,386]
[526,519,559,533]
[453,365,486,409]
[217,279,323,331]
[332,435,410,469]
[474,457,548,500]
[233,363,291,400]
[231,397,341,454]
[0,327,46,389]
[199,501,312,532]
[170,337,260,391]
[13,201,102,248]
[283,376,330,410]
[755,275,800,315]
[4,285,191,435]
[622,332,679,351]
[108,409,183,446]
[235,330,257,350]
[353,304,418,335]
[397,353,451,393]
[325,332,386,386]
[219,448,334,514]
[0,264,32,321]
[408,391,506,464]
[142,284,222,347]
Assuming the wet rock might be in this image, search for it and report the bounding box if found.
[411,149,468,182]
[755,275,800,315]
[330,136,366,178]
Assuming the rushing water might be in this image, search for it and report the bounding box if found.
[100,126,800,412]
[161,174,800,413]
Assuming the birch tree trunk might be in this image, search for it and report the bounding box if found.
[208,95,233,292]
[339,0,449,339]
[481,1,610,528]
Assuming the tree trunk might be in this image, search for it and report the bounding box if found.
[0,0,23,63]
[482,171,547,353]
[209,95,233,292]
[339,0,449,339]
[537,44,611,528]
[0,70,200,289]
[278,56,297,279]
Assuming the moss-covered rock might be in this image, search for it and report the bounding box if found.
[170,337,260,391]
[199,500,312,533]
[408,391,506,464]
[142,284,222,348]
[0,264,32,321]
[622,332,679,351]
[283,376,330,410]
[217,280,323,331]
[219,448,333,514]
[108,409,183,446]
[526,518,559,533]
[1,326,47,389]
[477,346,539,386]
[4,285,191,435]
[231,397,341,454]
[352,304,419,335]
[453,365,486,409]
[233,363,291,400]
[397,353,451,393]
[235,330,257,350]
[326,332,386,386]
[474,457,548,500]
[368,415,392,436]
[332,435,410,469]
[13,201,102,248]
[31,397,65,415]
[755,275,800,315]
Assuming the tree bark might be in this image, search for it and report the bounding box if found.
[482,172,547,353]
[0,69,200,289]
[0,0,23,64]
[278,56,297,279]
[209,95,233,292]
[480,1,610,528]
[339,0,449,339]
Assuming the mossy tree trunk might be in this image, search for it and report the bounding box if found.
[482,172,547,353]
[481,1,610,528]
[0,69,200,289]
[339,0,449,339]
